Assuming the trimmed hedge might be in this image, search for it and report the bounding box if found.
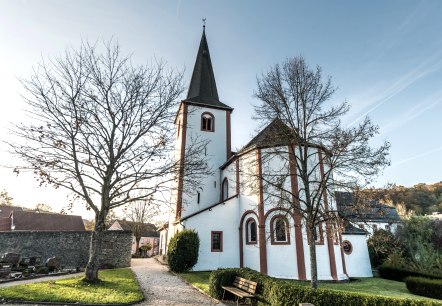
[379,265,442,282]
[405,277,442,300]
[167,229,200,273]
[210,268,441,306]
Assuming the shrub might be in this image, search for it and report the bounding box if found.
[367,229,402,267]
[35,266,49,274]
[167,229,200,273]
[379,265,442,282]
[405,276,442,300]
[210,268,441,306]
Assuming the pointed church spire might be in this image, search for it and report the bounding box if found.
[186,26,232,110]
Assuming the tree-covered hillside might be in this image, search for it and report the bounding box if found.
[364,182,442,216]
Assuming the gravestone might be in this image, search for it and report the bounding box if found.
[46,257,61,271]
[0,265,11,278]
[30,256,42,266]
[0,253,20,267]
[20,257,31,266]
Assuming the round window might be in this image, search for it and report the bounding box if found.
[343,240,353,255]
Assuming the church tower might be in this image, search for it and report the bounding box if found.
[174,27,233,220]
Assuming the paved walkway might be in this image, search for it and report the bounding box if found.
[132,258,224,306]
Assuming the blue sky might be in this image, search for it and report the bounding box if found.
[1,0,441,217]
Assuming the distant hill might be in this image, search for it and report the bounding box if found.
[363,182,442,216]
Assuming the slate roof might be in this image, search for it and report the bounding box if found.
[185,28,232,110]
[342,222,367,235]
[242,118,297,151]
[0,205,23,218]
[11,210,85,231]
[109,220,159,238]
[335,191,401,223]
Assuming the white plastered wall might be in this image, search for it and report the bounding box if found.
[342,234,373,277]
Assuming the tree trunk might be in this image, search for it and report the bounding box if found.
[308,226,318,289]
[84,212,107,282]
[135,237,141,256]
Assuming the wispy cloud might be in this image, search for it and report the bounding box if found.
[379,90,442,135]
[347,49,442,127]
[176,0,182,18]
[390,145,442,169]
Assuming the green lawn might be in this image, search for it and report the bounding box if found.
[180,271,212,294]
[179,272,441,303]
[0,268,144,305]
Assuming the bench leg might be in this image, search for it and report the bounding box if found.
[222,289,226,301]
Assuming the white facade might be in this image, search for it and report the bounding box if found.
[161,29,373,281]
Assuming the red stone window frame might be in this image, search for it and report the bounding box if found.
[314,223,325,245]
[342,240,353,255]
[201,112,215,132]
[245,218,258,245]
[331,223,340,245]
[211,231,223,252]
[222,177,229,201]
[270,215,290,245]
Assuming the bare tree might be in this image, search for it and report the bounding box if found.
[123,196,158,255]
[8,40,208,282]
[247,56,390,288]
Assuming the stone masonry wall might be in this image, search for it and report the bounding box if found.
[0,231,132,269]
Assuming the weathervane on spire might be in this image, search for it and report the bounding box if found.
[202,18,206,30]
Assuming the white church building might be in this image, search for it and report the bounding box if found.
[159,28,373,280]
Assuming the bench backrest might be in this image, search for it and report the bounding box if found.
[233,276,257,294]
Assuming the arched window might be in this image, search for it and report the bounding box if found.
[246,218,257,244]
[201,112,214,132]
[222,178,228,200]
[270,215,290,245]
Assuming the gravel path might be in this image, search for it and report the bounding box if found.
[131,258,224,306]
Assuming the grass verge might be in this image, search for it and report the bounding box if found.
[180,271,441,302]
[0,268,143,305]
[179,271,211,294]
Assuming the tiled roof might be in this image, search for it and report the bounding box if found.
[11,210,85,231]
[0,205,23,218]
[0,217,11,231]
[335,191,401,223]
[108,220,159,237]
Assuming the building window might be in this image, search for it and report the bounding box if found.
[177,120,181,138]
[372,224,378,232]
[201,112,214,132]
[314,224,324,244]
[197,192,200,204]
[331,223,340,245]
[270,215,290,245]
[222,178,228,200]
[246,218,257,244]
[211,231,223,252]
[343,240,353,255]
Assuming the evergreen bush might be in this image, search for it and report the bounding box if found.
[167,229,199,273]
[209,268,440,306]
[378,264,442,282]
[405,276,442,300]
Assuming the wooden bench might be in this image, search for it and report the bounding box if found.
[221,276,257,306]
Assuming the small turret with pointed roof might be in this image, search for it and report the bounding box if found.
[186,26,232,110]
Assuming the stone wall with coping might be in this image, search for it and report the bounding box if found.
[0,231,132,269]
